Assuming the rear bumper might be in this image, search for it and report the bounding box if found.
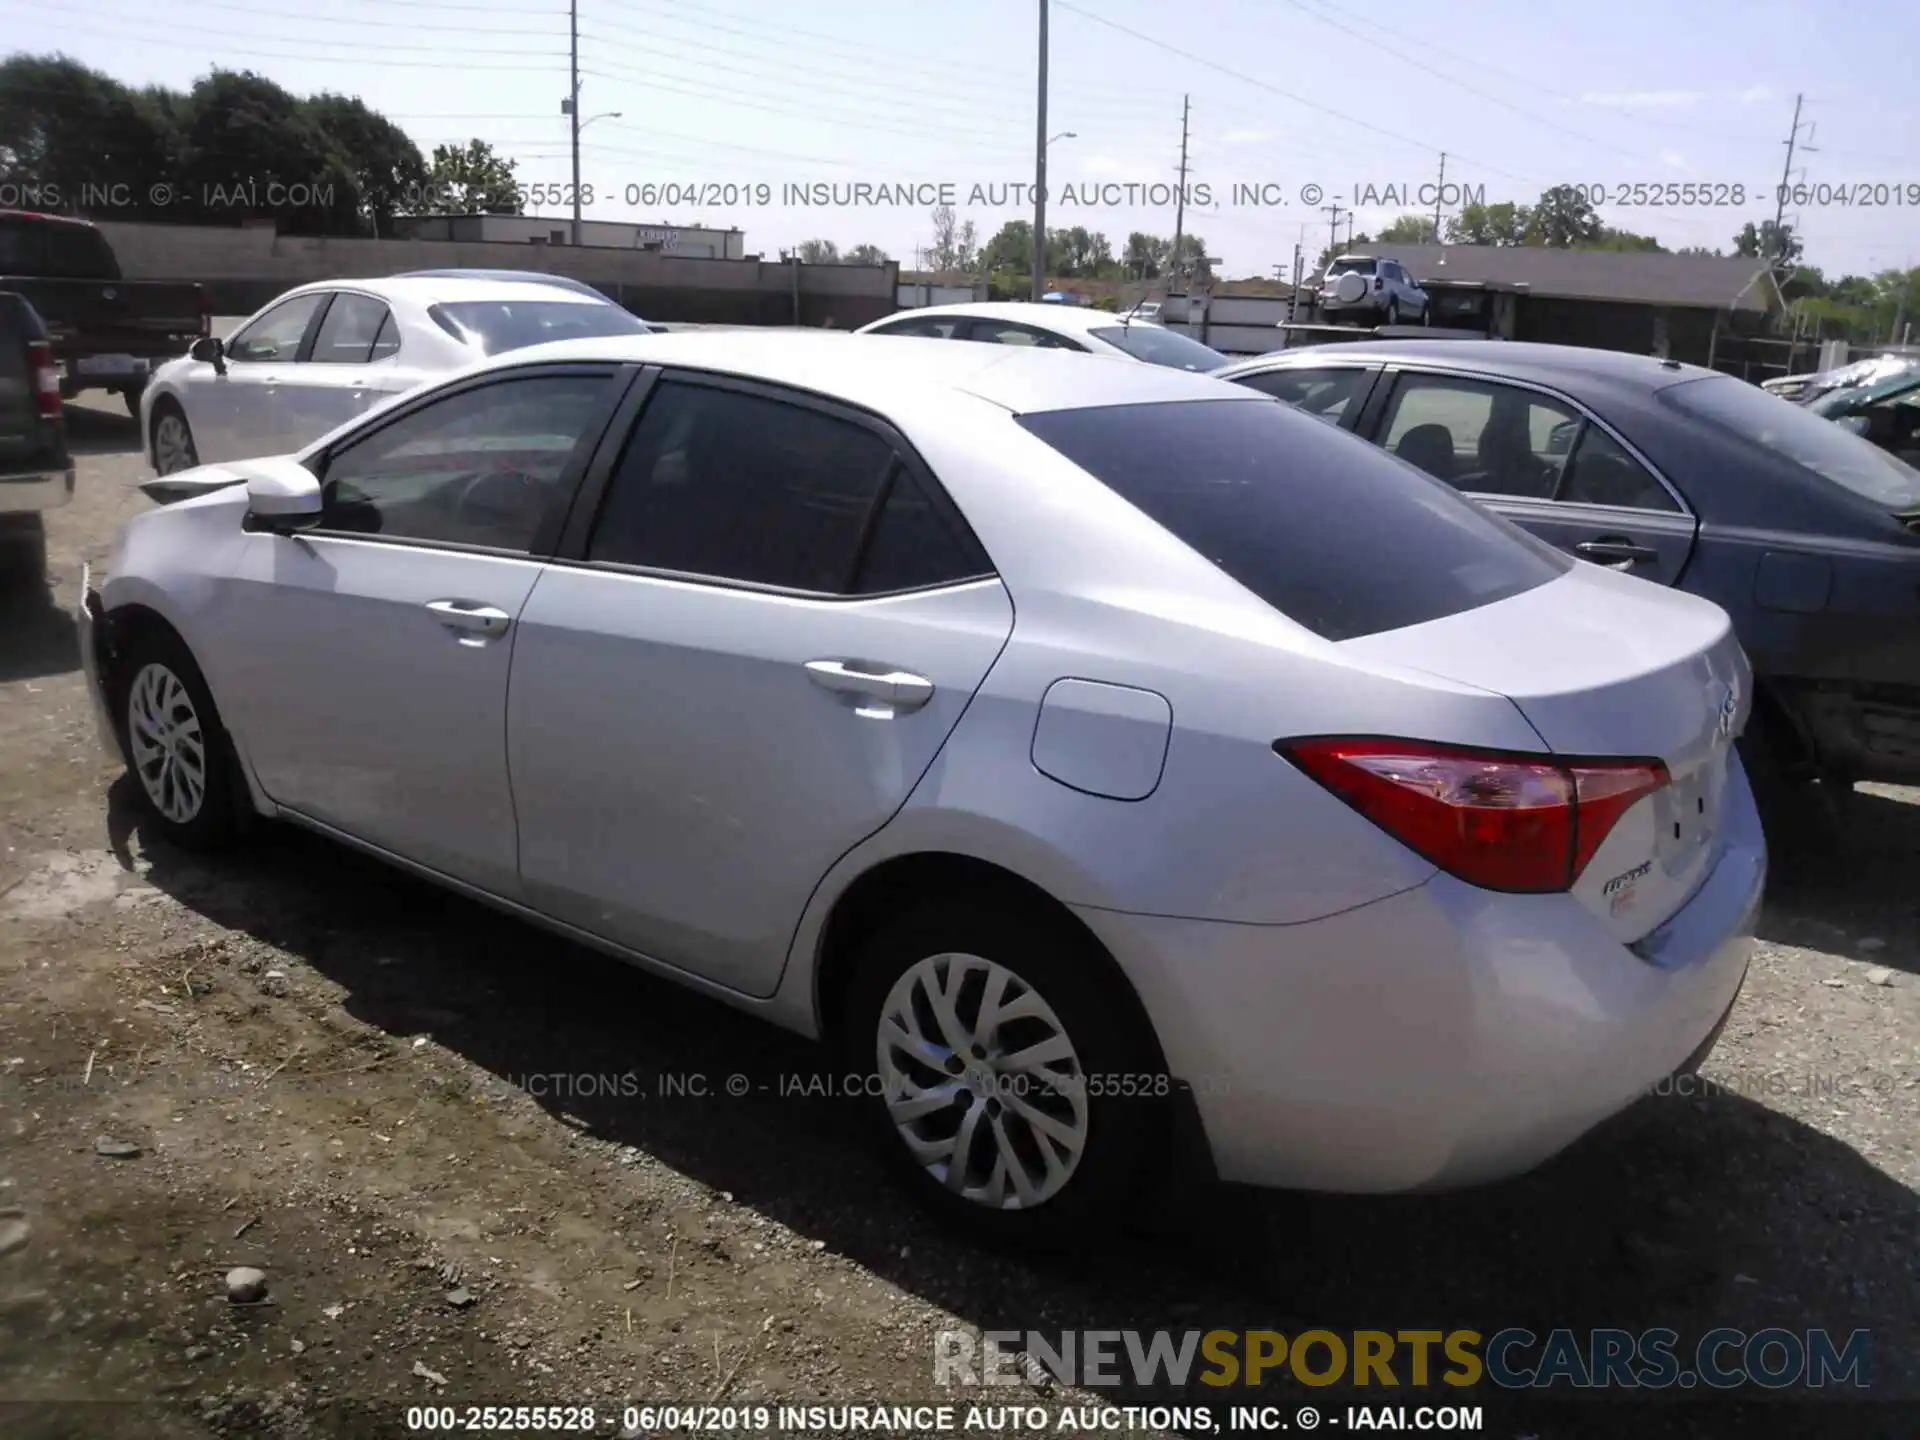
[1074,753,1766,1193]
[0,467,75,515]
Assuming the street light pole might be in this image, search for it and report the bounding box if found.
[1031,0,1048,302]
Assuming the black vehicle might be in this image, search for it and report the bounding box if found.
[0,291,75,585]
[395,270,667,330]
[1215,340,1920,795]
[0,210,208,414]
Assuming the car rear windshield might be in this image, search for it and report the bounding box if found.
[1327,257,1377,276]
[0,215,121,279]
[428,300,647,356]
[1017,398,1571,641]
[1086,325,1226,372]
[1664,374,1920,512]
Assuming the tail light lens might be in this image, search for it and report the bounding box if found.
[1279,738,1668,893]
[28,340,61,421]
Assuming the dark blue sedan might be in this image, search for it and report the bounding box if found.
[1215,341,1920,792]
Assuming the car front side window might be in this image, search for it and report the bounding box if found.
[314,373,613,551]
[227,294,328,364]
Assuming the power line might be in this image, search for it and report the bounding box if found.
[1050,0,1541,184]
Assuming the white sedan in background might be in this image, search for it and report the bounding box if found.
[140,275,651,475]
[857,301,1226,372]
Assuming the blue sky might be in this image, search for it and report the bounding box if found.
[8,0,1918,278]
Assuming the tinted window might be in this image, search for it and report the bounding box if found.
[308,294,393,364]
[1665,374,1920,511]
[1380,373,1577,500]
[369,312,400,361]
[1017,399,1569,641]
[1558,426,1680,511]
[0,215,119,278]
[871,316,968,338]
[1328,258,1377,276]
[854,469,989,593]
[588,382,895,592]
[319,374,610,550]
[1234,367,1370,424]
[970,322,1082,350]
[428,300,646,356]
[229,294,327,363]
[1087,325,1225,371]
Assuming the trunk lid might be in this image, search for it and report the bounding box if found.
[1340,564,1750,942]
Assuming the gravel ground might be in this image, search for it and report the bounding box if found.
[0,398,1914,1439]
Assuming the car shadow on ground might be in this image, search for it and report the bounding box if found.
[0,574,78,682]
[112,783,1917,1426]
[1758,785,1920,979]
[62,401,144,457]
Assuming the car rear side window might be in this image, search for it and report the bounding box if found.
[589,381,986,594]
[309,294,393,364]
[1232,366,1370,423]
[1017,399,1569,641]
[870,317,968,338]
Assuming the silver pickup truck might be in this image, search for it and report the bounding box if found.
[0,291,75,586]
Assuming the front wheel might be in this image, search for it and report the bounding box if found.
[114,627,239,850]
[842,899,1165,1247]
[151,402,199,476]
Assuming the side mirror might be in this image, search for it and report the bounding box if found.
[190,336,226,374]
[234,456,322,533]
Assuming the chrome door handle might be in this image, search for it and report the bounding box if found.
[1575,539,1661,568]
[805,659,934,715]
[426,599,511,641]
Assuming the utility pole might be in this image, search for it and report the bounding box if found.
[1432,152,1446,240]
[1031,0,1049,302]
[1171,94,1191,290]
[1321,202,1347,261]
[568,0,582,246]
[1771,93,1811,273]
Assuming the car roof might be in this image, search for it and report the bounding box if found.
[283,276,614,308]
[862,301,1128,337]
[475,328,1255,414]
[1218,339,1716,392]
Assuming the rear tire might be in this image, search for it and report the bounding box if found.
[112,626,239,851]
[1385,300,1400,326]
[150,401,199,476]
[841,897,1165,1249]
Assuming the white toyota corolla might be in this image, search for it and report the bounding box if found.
[84,331,1763,1244]
[139,275,650,476]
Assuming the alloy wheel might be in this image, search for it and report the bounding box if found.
[154,413,196,475]
[127,662,207,823]
[875,952,1089,1210]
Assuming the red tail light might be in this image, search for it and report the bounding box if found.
[27,340,61,421]
[1279,738,1669,893]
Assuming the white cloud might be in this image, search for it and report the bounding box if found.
[1660,149,1688,170]
[1221,129,1268,144]
[1579,89,1705,109]
[1730,85,1777,106]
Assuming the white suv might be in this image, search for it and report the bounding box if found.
[1320,255,1429,325]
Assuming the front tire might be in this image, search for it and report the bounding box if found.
[842,898,1164,1247]
[150,401,199,476]
[114,627,238,851]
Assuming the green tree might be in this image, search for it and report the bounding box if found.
[1677,245,1723,257]
[1376,214,1439,243]
[924,204,979,272]
[796,237,840,263]
[1169,233,1213,284]
[1447,202,1532,246]
[1581,226,1665,253]
[175,70,358,234]
[1529,184,1602,248]
[0,54,180,221]
[305,93,426,237]
[1123,230,1169,278]
[422,139,523,216]
[1828,274,1877,306]
[1732,219,1801,266]
[981,219,1034,276]
[844,243,890,266]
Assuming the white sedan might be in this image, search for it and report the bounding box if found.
[140,276,650,475]
[857,301,1226,371]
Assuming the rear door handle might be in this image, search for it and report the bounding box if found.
[425,599,512,641]
[805,659,934,715]
[1575,538,1661,569]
